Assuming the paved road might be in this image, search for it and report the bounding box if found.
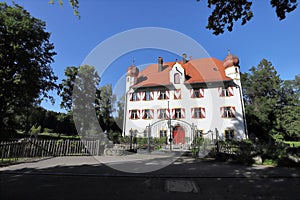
[1,155,299,200]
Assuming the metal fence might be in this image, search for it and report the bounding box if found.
[0,139,105,159]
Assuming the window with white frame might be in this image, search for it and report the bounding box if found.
[219,86,234,97]
[190,88,204,98]
[173,89,181,99]
[130,92,139,101]
[142,109,153,119]
[174,73,180,84]
[158,90,169,100]
[173,108,184,119]
[191,107,206,119]
[158,109,167,119]
[129,109,139,119]
[221,106,235,118]
[145,91,151,101]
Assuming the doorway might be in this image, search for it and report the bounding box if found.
[173,126,185,144]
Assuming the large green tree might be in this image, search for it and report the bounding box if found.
[59,65,101,136]
[0,3,57,134]
[59,65,100,111]
[95,84,117,132]
[278,76,300,140]
[242,59,282,141]
[242,59,300,142]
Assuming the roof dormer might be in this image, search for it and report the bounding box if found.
[170,62,185,84]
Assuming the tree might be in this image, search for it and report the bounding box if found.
[0,3,57,134]
[115,94,125,131]
[95,84,117,132]
[59,65,101,136]
[49,0,80,18]
[59,65,100,110]
[242,59,282,141]
[197,0,298,35]
[242,59,300,142]
[278,76,300,140]
[59,66,79,110]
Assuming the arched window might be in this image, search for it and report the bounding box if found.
[174,73,180,84]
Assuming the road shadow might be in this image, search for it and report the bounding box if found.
[1,156,299,200]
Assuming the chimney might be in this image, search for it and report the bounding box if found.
[158,57,163,72]
[182,53,187,64]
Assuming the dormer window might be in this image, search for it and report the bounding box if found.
[174,73,180,84]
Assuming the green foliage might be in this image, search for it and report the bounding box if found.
[279,76,300,140]
[30,125,42,135]
[95,84,117,132]
[59,65,101,136]
[263,159,277,166]
[49,0,80,19]
[197,0,253,35]
[114,94,125,131]
[241,59,300,142]
[284,141,300,148]
[0,2,57,134]
[108,131,122,144]
[197,0,297,35]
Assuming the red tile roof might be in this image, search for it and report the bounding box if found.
[133,57,231,88]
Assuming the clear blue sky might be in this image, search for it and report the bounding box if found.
[11,0,300,112]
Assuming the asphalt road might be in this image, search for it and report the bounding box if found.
[1,155,299,200]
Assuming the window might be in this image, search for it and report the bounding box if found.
[225,130,235,141]
[190,88,204,98]
[129,110,139,119]
[158,109,167,119]
[175,109,181,118]
[221,106,235,118]
[140,91,153,101]
[142,109,153,119]
[172,108,184,119]
[173,89,181,99]
[130,92,139,101]
[194,89,200,98]
[160,130,167,137]
[192,107,205,118]
[145,91,151,101]
[158,90,169,100]
[219,86,234,97]
[174,73,180,84]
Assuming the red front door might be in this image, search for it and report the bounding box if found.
[173,126,185,144]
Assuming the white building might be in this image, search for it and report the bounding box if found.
[123,53,247,144]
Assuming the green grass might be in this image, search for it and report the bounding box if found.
[38,132,80,139]
[262,159,277,166]
[0,158,20,165]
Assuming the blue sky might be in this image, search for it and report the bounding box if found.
[10,0,300,112]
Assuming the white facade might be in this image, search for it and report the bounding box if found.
[123,55,247,144]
